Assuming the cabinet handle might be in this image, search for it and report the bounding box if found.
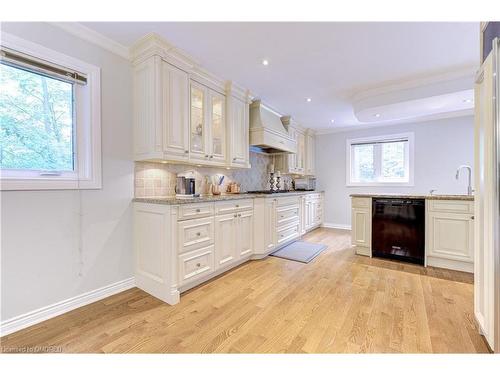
[205,155,209,158]
[184,150,189,154]
[196,263,201,267]
[238,214,241,217]
[196,209,201,212]
[471,215,475,220]
[234,214,238,218]
[196,232,201,236]
[210,155,214,159]
[233,158,237,161]
[235,204,239,208]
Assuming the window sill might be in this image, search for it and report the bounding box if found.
[346,182,415,187]
[0,177,102,191]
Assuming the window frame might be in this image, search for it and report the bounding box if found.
[346,132,415,187]
[0,32,101,191]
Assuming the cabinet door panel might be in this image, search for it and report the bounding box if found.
[162,62,189,160]
[238,211,254,257]
[209,90,226,163]
[230,97,249,166]
[215,213,237,269]
[352,208,370,247]
[428,212,474,262]
[265,199,277,251]
[190,82,208,160]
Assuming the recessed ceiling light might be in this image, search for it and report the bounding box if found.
[374,113,381,118]
[262,59,269,66]
[306,98,312,102]
[330,119,335,124]
[463,99,473,103]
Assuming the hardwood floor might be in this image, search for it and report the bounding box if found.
[1,228,489,353]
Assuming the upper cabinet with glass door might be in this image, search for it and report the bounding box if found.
[131,34,248,167]
[189,80,227,166]
[190,82,208,161]
[208,90,226,163]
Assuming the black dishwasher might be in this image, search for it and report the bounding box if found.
[372,198,425,265]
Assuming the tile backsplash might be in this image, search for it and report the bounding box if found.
[134,152,292,197]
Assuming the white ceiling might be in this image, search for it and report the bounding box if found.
[81,22,479,131]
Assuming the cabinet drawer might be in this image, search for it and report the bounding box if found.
[277,222,300,245]
[306,193,321,201]
[427,199,474,214]
[352,197,371,208]
[276,204,300,228]
[178,217,214,254]
[276,195,301,207]
[215,199,253,215]
[178,203,214,220]
[178,245,214,286]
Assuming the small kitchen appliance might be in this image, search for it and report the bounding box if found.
[294,177,316,191]
[175,171,196,198]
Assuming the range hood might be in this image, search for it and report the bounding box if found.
[249,100,296,154]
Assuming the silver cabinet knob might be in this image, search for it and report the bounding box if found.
[235,204,239,208]
[238,214,241,217]
[196,209,200,212]
[196,232,201,236]
[471,215,475,220]
[210,155,214,159]
[184,150,189,154]
[233,158,237,161]
[205,155,209,158]
[234,214,238,217]
[196,263,201,267]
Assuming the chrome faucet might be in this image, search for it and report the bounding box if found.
[455,165,473,195]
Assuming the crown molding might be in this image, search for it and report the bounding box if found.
[314,109,474,135]
[351,66,477,104]
[49,22,130,60]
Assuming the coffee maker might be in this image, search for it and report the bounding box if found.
[175,171,197,198]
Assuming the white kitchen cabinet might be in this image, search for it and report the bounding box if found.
[238,210,254,257]
[132,34,252,168]
[215,209,254,270]
[305,130,316,176]
[189,81,227,166]
[227,95,250,168]
[426,200,474,272]
[273,125,307,175]
[264,198,277,252]
[190,81,226,165]
[162,61,190,161]
[214,213,237,268]
[134,192,323,306]
[351,197,372,256]
[133,56,190,162]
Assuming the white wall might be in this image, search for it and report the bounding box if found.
[0,23,134,321]
[316,116,474,227]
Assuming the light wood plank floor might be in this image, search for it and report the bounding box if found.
[1,228,489,353]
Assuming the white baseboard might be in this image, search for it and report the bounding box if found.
[0,277,135,337]
[322,222,352,231]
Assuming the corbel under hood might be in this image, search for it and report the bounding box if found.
[249,100,296,154]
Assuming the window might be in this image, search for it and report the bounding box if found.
[0,33,101,190]
[347,133,414,186]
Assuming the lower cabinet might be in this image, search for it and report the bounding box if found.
[214,210,254,270]
[178,245,215,286]
[134,192,324,306]
[350,196,475,271]
[214,213,237,268]
[351,197,372,257]
[426,199,474,272]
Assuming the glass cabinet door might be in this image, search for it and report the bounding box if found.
[210,92,225,159]
[190,84,205,155]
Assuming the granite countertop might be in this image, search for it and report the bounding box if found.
[350,193,474,201]
[134,191,323,205]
